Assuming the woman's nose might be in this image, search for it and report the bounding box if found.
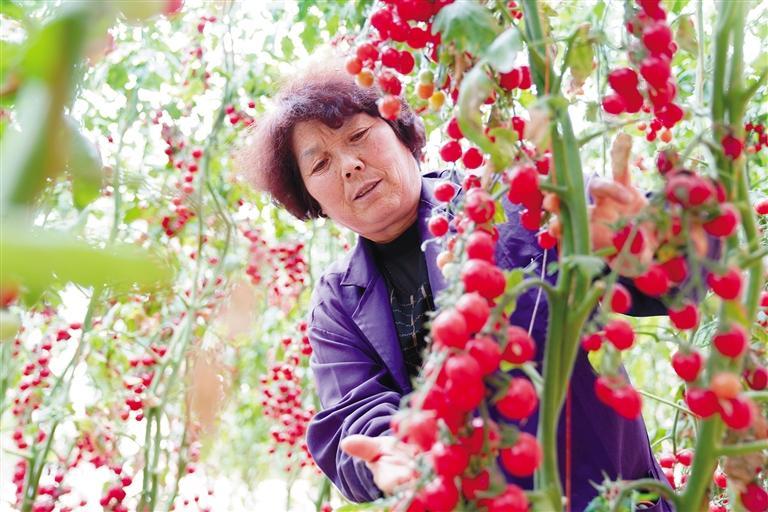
[343,156,364,178]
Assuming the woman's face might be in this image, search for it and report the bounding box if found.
[292,113,422,243]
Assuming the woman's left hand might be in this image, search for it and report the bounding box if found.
[587,133,707,276]
[588,133,656,275]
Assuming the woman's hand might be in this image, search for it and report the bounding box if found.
[587,133,707,276]
[588,133,656,275]
[340,434,420,495]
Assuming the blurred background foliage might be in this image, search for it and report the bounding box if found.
[0,0,766,511]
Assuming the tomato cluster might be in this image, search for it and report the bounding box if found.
[603,0,684,141]
[345,0,451,120]
[243,227,308,312]
[388,179,542,511]
[259,322,320,475]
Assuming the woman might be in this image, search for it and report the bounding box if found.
[237,61,678,511]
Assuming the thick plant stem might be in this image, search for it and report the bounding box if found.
[535,279,567,510]
[679,2,764,510]
[679,419,724,511]
[520,1,595,509]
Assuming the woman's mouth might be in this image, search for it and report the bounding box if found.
[354,180,382,201]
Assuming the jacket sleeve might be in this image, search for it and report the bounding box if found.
[305,280,401,503]
[618,232,722,317]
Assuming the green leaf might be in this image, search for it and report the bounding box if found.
[106,64,129,90]
[325,14,339,37]
[22,5,88,87]
[0,82,51,211]
[562,254,606,279]
[592,0,606,20]
[663,0,689,14]
[492,200,508,226]
[65,117,103,210]
[505,268,524,289]
[0,0,24,20]
[0,40,23,90]
[501,269,525,316]
[142,70,163,90]
[752,53,768,73]
[1,6,90,211]
[675,15,698,55]
[488,127,518,170]
[723,301,748,326]
[566,24,595,89]
[0,221,175,291]
[432,1,500,56]
[332,503,382,512]
[484,28,522,73]
[164,102,181,119]
[280,36,294,60]
[585,101,598,122]
[297,0,312,20]
[299,15,320,52]
[123,206,143,223]
[457,67,497,161]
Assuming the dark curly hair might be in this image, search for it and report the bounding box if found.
[235,57,427,220]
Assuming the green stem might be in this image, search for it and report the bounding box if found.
[745,391,768,402]
[535,289,567,510]
[738,246,768,269]
[313,478,331,512]
[710,1,732,128]
[576,117,648,147]
[678,418,724,511]
[138,411,155,512]
[741,68,768,103]
[611,478,682,512]
[680,2,763,509]
[165,420,189,512]
[718,439,768,457]
[552,25,582,93]
[695,0,705,114]
[671,393,682,456]
[21,421,59,512]
[519,2,597,509]
[636,390,693,416]
[148,408,163,510]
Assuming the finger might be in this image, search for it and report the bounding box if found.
[589,179,633,204]
[372,454,415,469]
[610,133,633,187]
[370,459,419,494]
[543,192,560,214]
[340,435,382,463]
[390,440,419,458]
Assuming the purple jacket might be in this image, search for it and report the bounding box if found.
[306,171,673,511]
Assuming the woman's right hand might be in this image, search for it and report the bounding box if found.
[340,434,420,495]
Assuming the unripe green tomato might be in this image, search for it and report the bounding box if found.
[441,262,458,280]
[419,69,435,85]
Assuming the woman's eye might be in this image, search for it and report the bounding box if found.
[312,160,327,174]
[350,128,369,142]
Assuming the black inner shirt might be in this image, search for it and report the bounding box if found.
[367,221,436,380]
